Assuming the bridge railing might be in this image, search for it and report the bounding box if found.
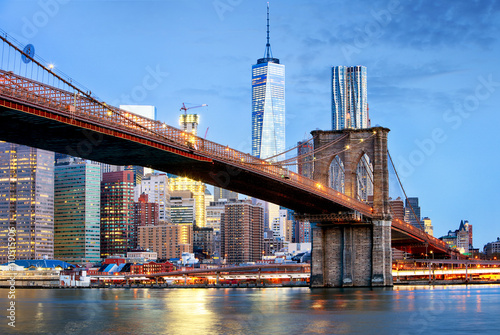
[392,218,451,252]
[0,69,374,217]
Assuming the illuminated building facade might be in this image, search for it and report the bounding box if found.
[220,202,264,264]
[100,171,134,257]
[170,190,196,225]
[133,193,159,248]
[332,65,369,130]
[169,177,206,227]
[179,114,200,135]
[138,224,193,260]
[54,162,101,264]
[422,217,434,237]
[0,143,54,262]
[136,173,171,222]
[251,4,285,161]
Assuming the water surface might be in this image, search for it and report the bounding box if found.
[1,285,500,334]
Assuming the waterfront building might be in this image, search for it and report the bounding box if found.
[126,251,158,261]
[130,261,174,275]
[100,171,134,258]
[484,238,500,257]
[251,4,285,161]
[136,173,171,222]
[138,224,193,260]
[439,220,472,254]
[54,162,101,265]
[169,177,206,227]
[0,143,54,262]
[331,65,369,130]
[220,201,264,264]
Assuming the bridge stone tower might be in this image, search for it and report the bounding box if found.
[309,127,393,287]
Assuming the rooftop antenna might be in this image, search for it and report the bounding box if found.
[264,2,273,59]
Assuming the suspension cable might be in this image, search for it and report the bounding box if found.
[387,151,426,231]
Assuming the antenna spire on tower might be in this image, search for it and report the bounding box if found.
[257,2,279,64]
[265,2,272,59]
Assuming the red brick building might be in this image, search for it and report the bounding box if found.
[130,261,175,275]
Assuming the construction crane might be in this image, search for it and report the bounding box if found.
[180,103,207,114]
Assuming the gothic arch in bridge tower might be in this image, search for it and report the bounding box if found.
[310,127,393,288]
[328,155,345,194]
[356,152,373,203]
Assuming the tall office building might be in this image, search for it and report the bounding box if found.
[133,193,159,249]
[54,162,101,265]
[169,177,206,227]
[404,197,422,229]
[220,201,264,264]
[100,171,134,257]
[170,190,196,225]
[252,4,285,161]
[332,65,369,130]
[0,143,54,262]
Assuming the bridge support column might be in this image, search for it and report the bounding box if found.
[311,219,392,288]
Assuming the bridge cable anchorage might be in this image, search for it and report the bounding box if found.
[387,151,427,232]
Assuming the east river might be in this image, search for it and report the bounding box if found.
[1,285,500,334]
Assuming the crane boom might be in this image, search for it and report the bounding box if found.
[180,103,208,114]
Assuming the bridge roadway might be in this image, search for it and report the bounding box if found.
[0,70,454,256]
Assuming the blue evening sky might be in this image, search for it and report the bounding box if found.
[1,0,499,248]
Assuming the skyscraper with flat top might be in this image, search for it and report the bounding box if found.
[332,65,369,130]
[252,3,285,161]
[0,143,54,262]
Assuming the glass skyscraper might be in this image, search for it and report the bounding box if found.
[252,4,285,161]
[331,65,369,130]
[0,142,54,262]
[54,162,101,265]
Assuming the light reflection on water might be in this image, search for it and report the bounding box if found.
[1,285,500,334]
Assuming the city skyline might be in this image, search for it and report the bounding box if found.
[1,1,499,247]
